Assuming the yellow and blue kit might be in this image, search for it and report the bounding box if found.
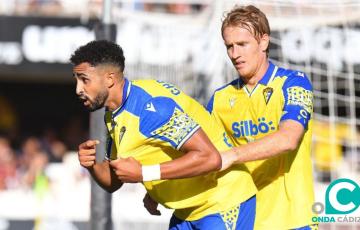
[207,61,315,230]
[105,78,257,228]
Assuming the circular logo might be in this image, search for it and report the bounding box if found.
[325,178,360,214]
[312,202,324,214]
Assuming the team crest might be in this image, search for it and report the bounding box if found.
[263,87,273,105]
[119,126,126,144]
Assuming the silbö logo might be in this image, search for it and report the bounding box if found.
[232,117,275,138]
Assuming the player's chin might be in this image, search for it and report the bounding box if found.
[87,104,103,112]
[87,106,100,112]
[236,68,250,78]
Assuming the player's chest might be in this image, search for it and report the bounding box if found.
[217,87,283,138]
[108,113,179,164]
[220,86,282,116]
[108,113,147,155]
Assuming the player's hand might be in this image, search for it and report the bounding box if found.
[78,140,99,169]
[143,193,161,216]
[110,157,142,183]
[220,149,238,171]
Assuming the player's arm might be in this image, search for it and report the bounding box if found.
[110,128,221,182]
[221,120,304,169]
[221,72,314,170]
[109,97,222,183]
[78,139,123,193]
[159,127,222,179]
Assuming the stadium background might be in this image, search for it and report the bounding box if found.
[0,0,359,229]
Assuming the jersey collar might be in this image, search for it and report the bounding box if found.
[236,61,278,96]
[236,61,277,88]
[258,61,277,86]
[111,78,131,117]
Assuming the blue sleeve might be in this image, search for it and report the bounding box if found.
[139,97,200,150]
[281,71,313,129]
[206,94,215,113]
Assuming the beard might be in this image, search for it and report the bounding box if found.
[79,90,109,112]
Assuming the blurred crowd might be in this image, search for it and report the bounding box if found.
[0,0,207,17]
[0,0,107,17]
[0,132,71,191]
[130,2,206,14]
[0,116,88,191]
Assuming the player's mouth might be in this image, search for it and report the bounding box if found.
[79,96,91,106]
[83,100,90,106]
[234,61,246,69]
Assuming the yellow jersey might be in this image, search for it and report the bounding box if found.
[207,62,315,229]
[105,78,256,221]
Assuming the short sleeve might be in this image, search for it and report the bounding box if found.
[281,71,313,129]
[139,96,200,150]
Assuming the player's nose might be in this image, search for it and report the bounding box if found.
[231,45,241,59]
[76,82,83,96]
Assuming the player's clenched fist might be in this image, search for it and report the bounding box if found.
[109,157,142,183]
[78,140,100,168]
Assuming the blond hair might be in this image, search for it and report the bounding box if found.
[222,5,270,53]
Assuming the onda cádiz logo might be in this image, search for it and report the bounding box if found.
[312,178,360,223]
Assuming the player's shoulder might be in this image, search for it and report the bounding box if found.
[138,96,180,135]
[133,79,184,97]
[207,78,239,112]
[141,96,177,116]
[131,79,158,89]
[275,65,307,78]
[276,66,312,89]
[122,81,153,117]
[213,78,239,95]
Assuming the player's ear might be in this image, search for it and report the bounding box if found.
[260,33,270,53]
[106,72,115,88]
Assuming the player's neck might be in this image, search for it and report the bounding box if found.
[243,60,269,91]
[106,78,126,112]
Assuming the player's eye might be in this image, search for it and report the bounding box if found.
[82,78,89,84]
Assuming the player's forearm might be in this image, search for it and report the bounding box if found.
[159,149,221,180]
[152,129,222,180]
[230,133,291,164]
[88,161,123,193]
[227,122,304,165]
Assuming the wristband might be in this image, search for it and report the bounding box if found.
[142,164,161,181]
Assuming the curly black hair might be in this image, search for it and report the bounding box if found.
[70,40,125,71]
